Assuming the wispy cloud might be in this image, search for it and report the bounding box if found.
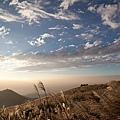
[88,4,120,29]
[55,10,79,20]
[60,0,79,10]
[8,0,79,24]
[48,25,61,30]
[13,1,47,24]
[0,8,20,22]
[0,26,10,38]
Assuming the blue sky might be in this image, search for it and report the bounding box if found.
[0,0,120,94]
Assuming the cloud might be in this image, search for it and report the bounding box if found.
[0,8,20,22]
[97,4,120,29]
[113,37,120,44]
[72,24,83,29]
[85,26,100,34]
[88,5,96,12]
[80,33,93,40]
[85,40,102,49]
[69,44,75,47]
[48,25,61,30]
[60,0,79,10]
[5,40,13,44]
[77,9,84,13]
[0,55,30,71]
[3,0,9,4]
[28,37,45,46]
[55,10,79,20]
[8,0,79,24]
[41,33,54,39]
[15,1,46,24]
[1,1,119,72]
[27,40,35,46]
[79,38,120,56]
[0,37,118,72]
[35,37,46,46]
[58,39,62,42]
[9,0,18,5]
[88,4,120,29]
[28,33,54,46]
[0,26,10,38]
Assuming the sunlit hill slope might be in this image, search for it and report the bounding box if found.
[0,81,120,120]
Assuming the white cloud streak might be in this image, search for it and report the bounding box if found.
[0,8,20,22]
[49,25,61,30]
[8,0,79,24]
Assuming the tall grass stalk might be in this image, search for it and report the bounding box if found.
[38,81,52,120]
[38,81,48,104]
[34,84,41,99]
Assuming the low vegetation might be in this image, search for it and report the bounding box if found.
[0,80,120,120]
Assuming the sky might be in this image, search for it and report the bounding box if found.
[0,0,120,94]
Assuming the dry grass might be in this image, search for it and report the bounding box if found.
[0,80,120,120]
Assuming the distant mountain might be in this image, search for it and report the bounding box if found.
[0,89,30,108]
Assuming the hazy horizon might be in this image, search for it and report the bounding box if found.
[0,75,120,95]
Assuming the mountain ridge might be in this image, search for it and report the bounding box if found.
[0,89,31,108]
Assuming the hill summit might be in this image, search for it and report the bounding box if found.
[0,89,28,107]
[0,81,120,120]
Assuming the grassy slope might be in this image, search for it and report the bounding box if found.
[0,81,120,120]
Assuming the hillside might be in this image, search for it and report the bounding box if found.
[0,81,120,120]
[0,89,29,107]
[25,93,45,98]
